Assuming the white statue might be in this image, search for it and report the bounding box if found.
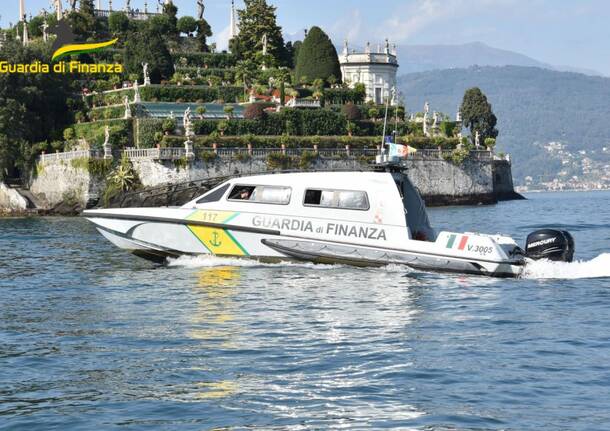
[123,96,131,119]
[142,62,151,86]
[183,107,192,132]
[365,41,371,54]
[432,112,439,127]
[41,14,49,42]
[125,0,130,12]
[103,126,113,160]
[343,39,348,56]
[261,33,268,56]
[133,81,141,103]
[197,0,205,20]
[423,102,430,137]
[475,130,481,147]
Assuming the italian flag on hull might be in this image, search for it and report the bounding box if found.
[446,234,470,250]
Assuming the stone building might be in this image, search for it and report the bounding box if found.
[339,39,399,105]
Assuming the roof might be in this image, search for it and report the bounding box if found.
[231,171,396,191]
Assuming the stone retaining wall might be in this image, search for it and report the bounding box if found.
[17,155,520,214]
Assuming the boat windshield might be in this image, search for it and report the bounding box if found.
[399,176,436,241]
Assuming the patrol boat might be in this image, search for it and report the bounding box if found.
[83,171,574,278]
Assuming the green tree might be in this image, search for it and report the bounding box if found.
[0,40,73,179]
[177,16,197,37]
[232,0,288,67]
[295,26,341,85]
[147,14,173,36]
[460,87,499,141]
[108,12,130,35]
[162,1,179,37]
[195,19,212,52]
[123,29,174,83]
[234,59,256,98]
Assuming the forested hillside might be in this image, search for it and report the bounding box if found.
[398,66,610,181]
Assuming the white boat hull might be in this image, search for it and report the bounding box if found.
[85,208,524,278]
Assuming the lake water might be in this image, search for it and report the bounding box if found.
[1,191,610,430]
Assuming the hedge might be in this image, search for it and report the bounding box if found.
[137,118,164,148]
[172,52,238,68]
[89,105,126,121]
[174,66,236,82]
[161,135,382,149]
[73,119,133,149]
[140,85,243,103]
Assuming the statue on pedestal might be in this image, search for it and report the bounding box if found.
[423,102,430,137]
[123,96,131,119]
[133,81,141,103]
[475,130,480,148]
[142,62,151,86]
[41,13,50,42]
[103,126,113,160]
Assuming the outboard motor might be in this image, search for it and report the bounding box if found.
[525,229,575,262]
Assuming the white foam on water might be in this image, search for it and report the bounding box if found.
[522,253,610,280]
[167,254,341,270]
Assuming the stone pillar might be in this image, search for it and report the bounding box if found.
[184,138,194,160]
[212,143,218,154]
[313,144,318,153]
[247,143,252,155]
[345,145,351,156]
[281,144,286,155]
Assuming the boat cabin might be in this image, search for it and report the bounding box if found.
[184,171,435,241]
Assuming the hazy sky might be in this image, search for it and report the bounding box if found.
[2,0,609,75]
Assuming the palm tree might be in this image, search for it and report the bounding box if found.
[234,60,256,100]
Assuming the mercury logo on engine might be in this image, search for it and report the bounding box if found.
[529,237,557,248]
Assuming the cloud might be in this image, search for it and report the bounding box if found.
[329,8,363,44]
[377,0,517,43]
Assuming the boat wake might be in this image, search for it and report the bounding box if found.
[522,253,610,280]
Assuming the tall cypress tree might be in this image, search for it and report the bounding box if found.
[295,26,341,85]
[460,87,499,141]
[233,0,288,67]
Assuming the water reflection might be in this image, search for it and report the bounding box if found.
[188,266,240,346]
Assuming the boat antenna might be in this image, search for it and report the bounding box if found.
[381,88,391,152]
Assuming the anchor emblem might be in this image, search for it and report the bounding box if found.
[210,231,222,248]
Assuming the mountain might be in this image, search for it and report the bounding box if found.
[396,42,603,77]
[398,66,610,182]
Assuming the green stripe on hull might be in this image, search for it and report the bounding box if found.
[446,234,457,249]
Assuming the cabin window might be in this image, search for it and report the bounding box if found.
[196,183,230,204]
[228,185,291,205]
[304,189,369,210]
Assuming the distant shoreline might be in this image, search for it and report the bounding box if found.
[519,188,610,194]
